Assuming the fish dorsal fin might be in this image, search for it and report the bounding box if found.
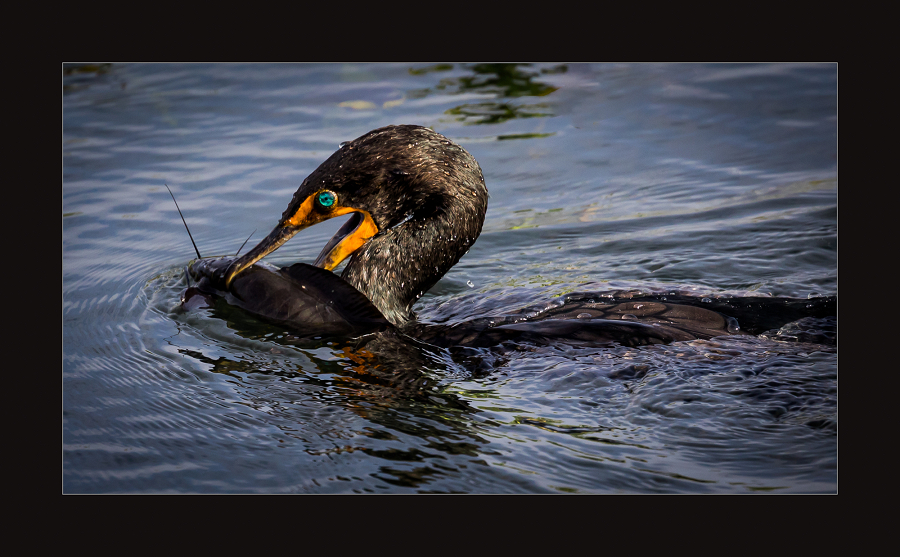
[281,263,389,326]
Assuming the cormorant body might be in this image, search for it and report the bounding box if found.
[182,124,836,348]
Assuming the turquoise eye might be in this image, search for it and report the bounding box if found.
[316,190,336,210]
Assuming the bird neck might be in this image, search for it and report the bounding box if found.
[342,184,487,327]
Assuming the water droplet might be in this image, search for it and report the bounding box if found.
[340,141,349,147]
[576,312,592,319]
[467,280,474,288]
[634,304,643,309]
[621,314,638,321]
[701,297,712,303]
[807,292,820,299]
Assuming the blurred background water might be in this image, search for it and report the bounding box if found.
[63,63,836,493]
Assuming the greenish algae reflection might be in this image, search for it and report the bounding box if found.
[407,63,566,125]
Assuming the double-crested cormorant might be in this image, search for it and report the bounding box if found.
[184,124,835,347]
[187,125,486,335]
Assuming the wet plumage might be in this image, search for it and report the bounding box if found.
[183,124,835,347]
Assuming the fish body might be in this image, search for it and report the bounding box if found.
[184,256,391,338]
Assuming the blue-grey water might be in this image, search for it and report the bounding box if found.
[63,63,837,493]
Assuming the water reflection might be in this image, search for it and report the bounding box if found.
[63,63,112,77]
[63,63,122,94]
[409,63,566,125]
[175,306,500,489]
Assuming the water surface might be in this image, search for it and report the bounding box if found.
[63,63,837,493]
